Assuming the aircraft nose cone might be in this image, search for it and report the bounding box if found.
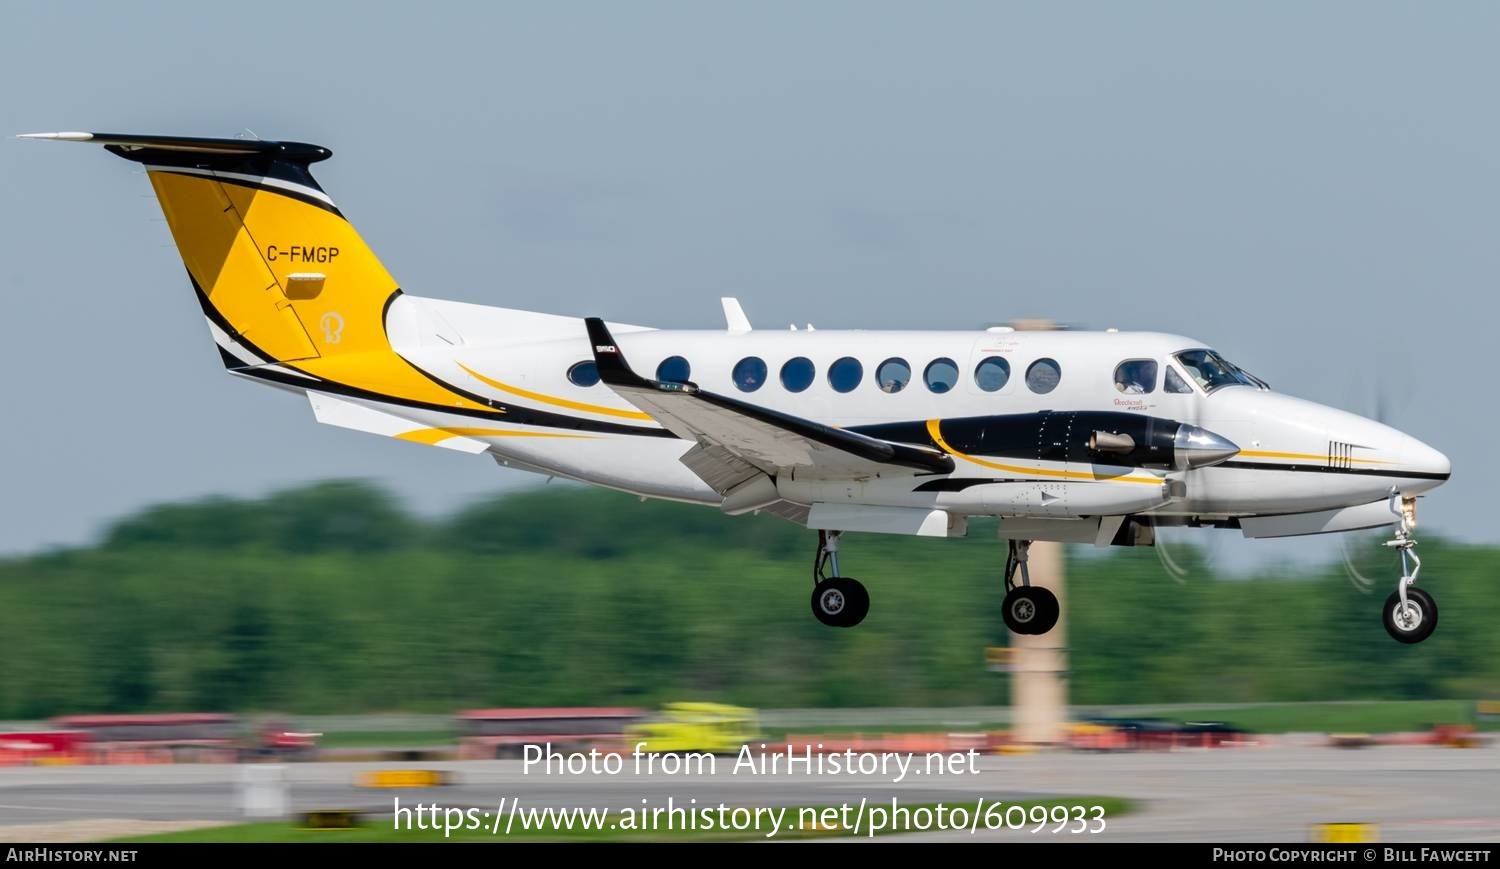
[1174,424,1240,469]
[1402,435,1451,482]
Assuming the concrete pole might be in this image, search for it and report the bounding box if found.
[1011,540,1068,745]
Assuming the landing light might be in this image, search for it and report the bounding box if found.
[1401,495,1417,530]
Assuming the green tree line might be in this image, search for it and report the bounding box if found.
[0,480,1496,718]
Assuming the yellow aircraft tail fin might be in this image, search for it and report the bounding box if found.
[24,132,398,368]
[23,132,509,417]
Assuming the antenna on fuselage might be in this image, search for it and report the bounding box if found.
[721,298,752,333]
[1008,318,1060,332]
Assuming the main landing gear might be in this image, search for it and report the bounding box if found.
[1381,492,1437,644]
[811,530,869,628]
[1002,539,1060,636]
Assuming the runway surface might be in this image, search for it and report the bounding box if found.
[0,744,1496,842]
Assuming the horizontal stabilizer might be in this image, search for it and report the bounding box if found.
[18,131,331,164]
[308,393,488,454]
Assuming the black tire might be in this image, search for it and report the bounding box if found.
[811,578,869,628]
[1028,586,1060,635]
[842,578,870,627]
[1382,587,1437,644]
[1003,586,1059,636]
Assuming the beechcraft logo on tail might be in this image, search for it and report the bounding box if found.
[319,312,345,344]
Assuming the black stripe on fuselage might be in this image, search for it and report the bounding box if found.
[193,274,675,436]
[1216,460,1449,482]
[396,353,679,438]
[911,462,1449,494]
[853,411,1181,470]
[229,361,674,437]
[913,477,1023,492]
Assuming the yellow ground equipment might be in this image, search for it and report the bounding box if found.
[625,703,760,754]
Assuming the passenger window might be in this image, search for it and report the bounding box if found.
[924,358,959,393]
[657,356,691,383]
[732,357,767,392]
[974,356,1011,392]
[875,357,911,393]
[828,357,863,393]
[1113,359,1158,394]
[1164,366,1194,394]
[780,357,815,393]
[567,360,600,387]
[1026,358,1061,394]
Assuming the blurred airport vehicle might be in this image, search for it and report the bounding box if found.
[9,713,324,764]
[1067,716,1250,751]
[300,810,361,830]
[0,730,89,766]
[52,713,239,763]
[23,132,1455,643]
[249,716,322,761]
[624,702,761,754]
[1328,732,1378,749]
[1310,822,1379,843]
[455,707,645,759]
[357,769,453,788]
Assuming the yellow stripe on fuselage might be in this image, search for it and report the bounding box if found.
[457,363,654,421]
[395,427,597,446]
[925,420,1164,485]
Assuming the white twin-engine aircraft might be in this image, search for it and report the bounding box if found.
[26,132,1453,643]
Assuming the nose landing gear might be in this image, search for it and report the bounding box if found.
[1380,492,1437,644]
[1002,539,1060,636]
[811,530,869,628]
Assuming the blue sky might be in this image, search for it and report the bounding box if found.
[2,2,1495,568]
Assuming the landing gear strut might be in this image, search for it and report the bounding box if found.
[1002,539,1059,636]
[1381,492,1437,644]
[811,530,869,628]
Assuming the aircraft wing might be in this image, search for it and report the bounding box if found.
[585,318,954,479]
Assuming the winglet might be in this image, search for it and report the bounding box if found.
[584,317,656,389]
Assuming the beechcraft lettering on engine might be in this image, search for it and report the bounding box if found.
[21,131,1454,643]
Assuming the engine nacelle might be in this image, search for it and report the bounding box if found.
[973,480,1171,518]
[777,475,1170,518]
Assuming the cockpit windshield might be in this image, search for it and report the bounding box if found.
[1173,349,1266,392]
